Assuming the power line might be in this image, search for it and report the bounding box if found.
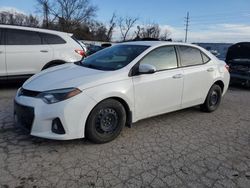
[191,14,250,22]
[191,10,250,19]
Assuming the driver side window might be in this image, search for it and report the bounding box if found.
[140,46,178,71]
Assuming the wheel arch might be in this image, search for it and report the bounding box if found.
[85,96,133,136]
[213,80,225,93]
[42,60,67,70]
[110,97,132,127]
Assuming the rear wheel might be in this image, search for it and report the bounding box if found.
[86,99,126,143]
[200,84,222,112]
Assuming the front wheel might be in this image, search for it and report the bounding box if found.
[200,84,222,112]
[86,99,126,143]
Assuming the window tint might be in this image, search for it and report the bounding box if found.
[40,33,66,44]
[201,52,210,63]
[0,29,2,45]
[179,46,203,67]
[6,29,42,45]
[140,46,178,71]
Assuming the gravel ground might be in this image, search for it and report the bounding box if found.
[0,84,250,188]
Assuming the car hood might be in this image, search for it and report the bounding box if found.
[23,63,123,91]
[226,42,250,63]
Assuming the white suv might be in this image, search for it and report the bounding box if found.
[0,25,84,80]
[14,41,230,143]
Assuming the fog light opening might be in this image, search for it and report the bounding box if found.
[52,118,65,135]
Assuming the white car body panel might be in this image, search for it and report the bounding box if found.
[6,44,53,76]
[181,62,216,108]
[132,69,183,120]
[14,41,230,140]
[0,43,6,76]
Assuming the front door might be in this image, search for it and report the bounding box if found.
[132,46,183,120]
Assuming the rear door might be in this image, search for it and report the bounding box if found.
[0,28,6,77]
[5,29,53,76]
[177,46,215,108]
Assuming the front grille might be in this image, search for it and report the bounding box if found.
[14,101,34,133]
[19,88,40,97]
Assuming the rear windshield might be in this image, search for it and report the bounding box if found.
[78,45,149,71]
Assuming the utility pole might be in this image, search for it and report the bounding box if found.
[184,12,189,43]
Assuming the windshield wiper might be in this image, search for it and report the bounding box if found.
[82,64,97,69]
[76,61,116,71]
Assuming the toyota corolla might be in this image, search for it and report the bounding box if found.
[14,41,230,143]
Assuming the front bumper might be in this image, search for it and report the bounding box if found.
[14,90,97,140]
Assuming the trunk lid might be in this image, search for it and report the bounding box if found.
[226,43,250,76]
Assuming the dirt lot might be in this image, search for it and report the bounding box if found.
[0,83,250,188]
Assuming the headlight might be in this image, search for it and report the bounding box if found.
[38,88,82,104]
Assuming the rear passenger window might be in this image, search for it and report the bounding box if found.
[179,46,203,67]
[140,46,178,71]
[6,29,42,45]
[40,33,66,44]
[201,52,210,63]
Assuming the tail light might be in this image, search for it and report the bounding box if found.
[225,65,230,71]
[75,49,85,57]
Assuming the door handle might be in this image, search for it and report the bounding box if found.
[172,74,183,79]
[207,68,214,72]
[40,50,48,53]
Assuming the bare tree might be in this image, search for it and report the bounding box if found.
[36,0,97,31]
[134,23,171,40]
[37,0,50,28]
[0,10,39,27]
[134,25,141,39]
[118,16,138,41]
[88,21,107,41]
[106,12,116,42]
[140,23,161,39]
[160,29,171,40]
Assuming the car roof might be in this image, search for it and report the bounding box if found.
[121,41,201,48]
[120,41,217,60]
[0,24,72,36]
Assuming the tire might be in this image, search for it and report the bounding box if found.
[86,99,126,143]
[200,84,222,112]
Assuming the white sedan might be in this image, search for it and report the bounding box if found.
[14,41,230,143]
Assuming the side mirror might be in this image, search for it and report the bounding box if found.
[138,64,156,74]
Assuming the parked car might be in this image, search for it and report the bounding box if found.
[77,40,88,54]
[0,24,85,80]
[14,41,230,143]
[86,44,104,56]
[226,42,250,87]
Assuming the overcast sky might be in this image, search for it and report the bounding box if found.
[1,0,250,43]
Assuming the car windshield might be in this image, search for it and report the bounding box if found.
[79,44,149,71]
